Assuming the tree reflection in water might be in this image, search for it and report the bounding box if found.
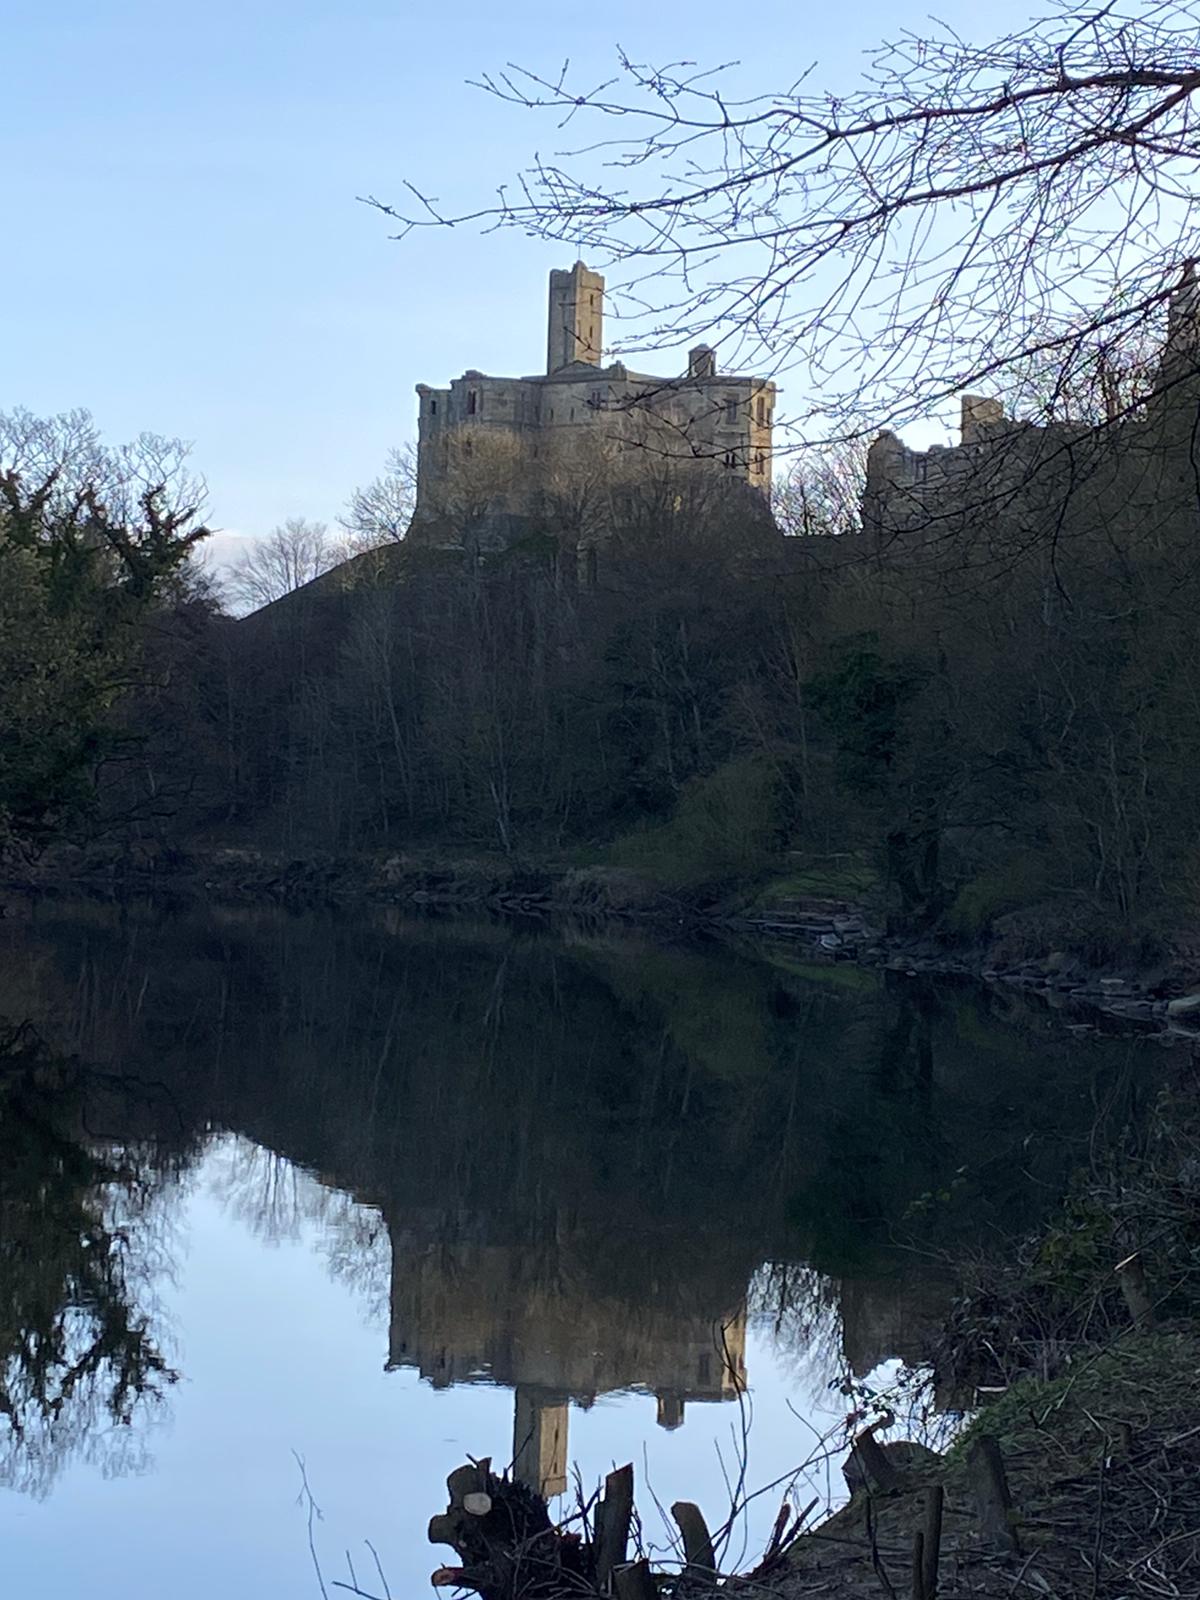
[0,1020,179,1496]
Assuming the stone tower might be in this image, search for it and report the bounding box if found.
[546,261,604,373]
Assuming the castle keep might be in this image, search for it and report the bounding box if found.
[411,262,776,545]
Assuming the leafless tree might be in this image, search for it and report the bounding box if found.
[0,407,206,525]
[368,1,1200,443]
[774,439,868,537]
[223,517,341,613]
[341,443,418,551]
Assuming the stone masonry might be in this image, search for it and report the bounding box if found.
[411,262,776,542]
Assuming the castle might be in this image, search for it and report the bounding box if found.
[863,270,1200,543]
[410,262,777,549]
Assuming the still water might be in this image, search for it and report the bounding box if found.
[0,899,1167,1596]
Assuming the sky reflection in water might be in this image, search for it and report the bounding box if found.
[2,1135,858,1599]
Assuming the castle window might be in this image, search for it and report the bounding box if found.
[590,388,603,409]
[430,398,438,415]
[725,396,739,425]
[756,396,765,426]
[755,450,766,474]
[723,450,737,469]
[467,390,478,416]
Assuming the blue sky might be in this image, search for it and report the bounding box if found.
[2,0,1016,556]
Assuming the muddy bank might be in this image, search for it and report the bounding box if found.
[767,1058,1200,1598]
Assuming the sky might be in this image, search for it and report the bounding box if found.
[1,0,1020,562]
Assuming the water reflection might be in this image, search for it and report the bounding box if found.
[0,899,1168,1508]
[0,1021,180,1497]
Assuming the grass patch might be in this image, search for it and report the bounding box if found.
[755,853,878,902]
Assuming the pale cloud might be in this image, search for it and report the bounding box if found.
[197,528,254,576]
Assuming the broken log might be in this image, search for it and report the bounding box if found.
[430,1460,581,1600]
[612,1560,656,1600]
[967,1436,1019,1554]
[1115,1251,1154,1329]
[594,1464,635,1589]
[911,1530,926,1600]
[920,1484,943,1599]
[847,1424,902,1493]
[671,1500,717,1582]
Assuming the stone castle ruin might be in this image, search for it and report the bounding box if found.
[409,262,777,554]
[863,270,1200,547]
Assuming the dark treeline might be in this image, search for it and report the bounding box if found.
[101,374,1200,957]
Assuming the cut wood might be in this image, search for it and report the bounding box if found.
[967,1435,1020,1554]
[447,1463,489,1507]
[671,1500,717,1581]
[920,1484,943,1599]
[612,1560,657,1600]
[1115,1251,1154,1329]
[848,1425,901,1493]
[594,1464,635,1588]
[911,1529,926,1600]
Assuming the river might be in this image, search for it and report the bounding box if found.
[0,897,1168,1596]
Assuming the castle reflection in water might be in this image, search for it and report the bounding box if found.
[385,1212,749,1494]
[381,1208,945,1496]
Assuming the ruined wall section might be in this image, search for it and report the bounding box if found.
[863,397,1095,543]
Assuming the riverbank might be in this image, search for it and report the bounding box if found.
[769,1057,1200,1599]
[769,1327,1200,1600]
[8,844,1200,1042]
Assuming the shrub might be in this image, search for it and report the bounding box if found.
[610,758,782,889]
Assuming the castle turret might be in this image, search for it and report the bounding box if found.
[547,261,604,373]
